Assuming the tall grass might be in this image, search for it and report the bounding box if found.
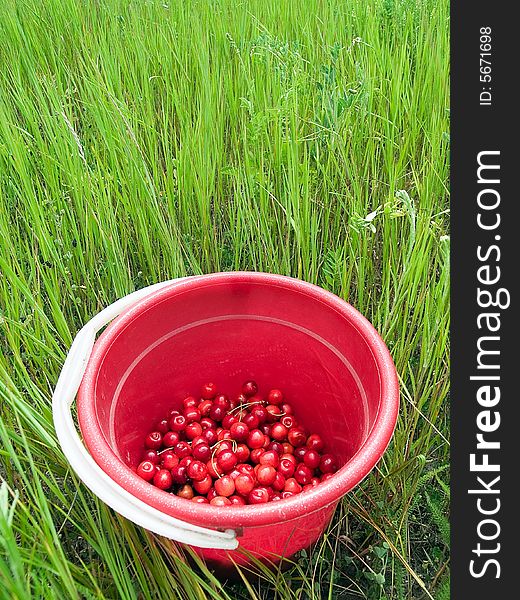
[0,0,449,598]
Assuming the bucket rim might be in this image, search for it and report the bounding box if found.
[77,271,399,529]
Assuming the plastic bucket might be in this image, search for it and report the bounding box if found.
[53,272,399,570]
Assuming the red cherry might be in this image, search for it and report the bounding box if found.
[293,446,307,461]
[228,468,242,480]
[185,422,203,440]
[230,421,250,442]
[200,416,217,429]
[142,449,160,464]
[219,430,233,442]
[319,454,338,474]
[202,428,218,445]
[161,451,179,470]
[270,423,288,442]
[250,405,268,424]
[259,450,280,468]
[187,460,208,482]
[281,415,296,429]
[284,477,302,494]
[179,456,194,469]
[248,486,269,504]
[184,407,201,422]
[256,465,277,486]
[250,448,265,464]
[281,402,293,415]
[162,431,180,447]
[192,496,209,504]
[199,401,213,417]
[209,405,226,422]
[174,441,192,459]
[265,404,283,422]
[215,475,235,497]
[140,381,339,507]
[192,443,211,462]
[242,380,258,397]
[215,440,234,454]
[306,433,325,452]
[242,413,259,430]
[304,449,321,470]
[183,395,198,409]
[278,458,295,478]
[201,382,217,399]
[235,443,250,463]
[233,408,248,421]
[235,473,255,496]
[281,453,297,466]
[229,494,246,505]
[193,475,213,494]
[177,484,194,499]
[282,442,294,454]
[247,429,265,449]
[217,429,232,441]
[294,464,313,485]
[153,468,173,490]
[272,472,286,492]
[259,424,271,438]
[206,460,221,479]
[268,441,284,456]
[287,427,307,448]
[222,414,238,429]
[169,414,187,432]
[213,394,230,410]
[171,465,188,484]
[156,419,170,434]
[144,432,162,450]
[136,460,155,481]
[210,496,232,506]
[236,463,254,475]
[217,450,238,473]
[267,389,283,405]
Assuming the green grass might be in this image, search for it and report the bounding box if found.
[0,0,449,598]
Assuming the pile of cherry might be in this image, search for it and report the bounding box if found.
[135,380,338,506]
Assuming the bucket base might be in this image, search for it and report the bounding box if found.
[158,537,317,581]
[154,501,337,577]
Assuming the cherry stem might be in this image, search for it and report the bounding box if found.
[209,438,237,478]
[229,399,266,416]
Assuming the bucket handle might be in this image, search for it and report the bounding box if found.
[52,278,238,550]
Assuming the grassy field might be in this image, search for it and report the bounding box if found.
[0,0,449,598]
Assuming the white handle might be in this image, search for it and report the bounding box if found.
[52,278,238,550]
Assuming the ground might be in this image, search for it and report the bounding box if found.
[0,0,449,598]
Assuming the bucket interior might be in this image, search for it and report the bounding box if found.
[91,279,382,471]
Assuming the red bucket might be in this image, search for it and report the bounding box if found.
[76,272,399,569]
